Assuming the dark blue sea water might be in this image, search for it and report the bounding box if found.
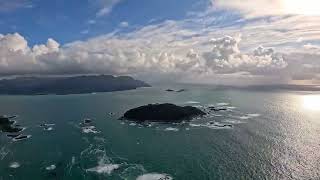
[1,85,320,180]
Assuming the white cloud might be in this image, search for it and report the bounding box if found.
[303,43,320,54]
[119,21,129,28]
[81,29,89,34]
[88,20,96,24]
[1,13,320,85]
[214,0,285,17]
[95,0,122,17]
[0,31,299,84]
[213,0,320,18]
[202,36,287,74]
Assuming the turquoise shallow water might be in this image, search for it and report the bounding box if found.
[0,85,320,180]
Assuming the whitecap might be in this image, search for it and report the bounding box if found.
[136,173,173,180]
[239,116,250,120]
[184,101,200,104]
[217,102,229,106]
[9,162,20,169]
[46,164,56,171]
[192,105,203,108]
[189,123,201,127]
[129,123,137,126]
[223,119,243,124]
[164,127,179,131]
[213,114,223,117]
[185,128,190,131]
[12,135,32,142]
[226,106,237,109]
[44,127,54,131]
[86,164,120,175]
[119,164,146,179]
[204,122,233,129]
[247,113,261,117]
[82,126,100,134]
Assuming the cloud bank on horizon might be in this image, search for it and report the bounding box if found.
[1,0,320,85]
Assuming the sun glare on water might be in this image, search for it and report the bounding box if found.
[302,95,320,111]
[283,0,320,15]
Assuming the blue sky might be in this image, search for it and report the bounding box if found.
[0,0,211,45]
[1,0,320,85]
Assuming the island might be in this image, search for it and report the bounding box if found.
[121,103,206,122]
[0,75,150,95]
[0,115,23,133]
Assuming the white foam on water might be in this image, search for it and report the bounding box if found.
[226,106,237,109]
[120,122,125,125]
[44,127,53,131]
[223,119,243,124]
[82,126,100,134]
[136,173,173,180]
[239,116,251,120]
[0,147,9,160]
[217,102,229,106]
[185,128,190,131]
[129,123,137,126]
[184,101,200,104]
[9,162,20,169]
[86,164,120,175]
[71,156,76,164]
[204,122,233,129]
[247,113,261,117]
[189,123,201,127]
[190,122,232,130]
[164,127,179,131]
[213,114,223,117]
[12,135,32,142]
[67,156,76,174]
[46,164,56,171]
[192,105,203,108]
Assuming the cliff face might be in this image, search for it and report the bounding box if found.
[0,75,151,95]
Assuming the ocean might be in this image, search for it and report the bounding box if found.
[0,84,319,180]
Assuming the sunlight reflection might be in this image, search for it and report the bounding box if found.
[302,95,320,111]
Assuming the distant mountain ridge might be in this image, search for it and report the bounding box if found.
[0,75,151,95]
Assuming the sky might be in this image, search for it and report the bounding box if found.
[1,0,320,85]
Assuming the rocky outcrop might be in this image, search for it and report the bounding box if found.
[122,103,206,122]
[0,115,22,133]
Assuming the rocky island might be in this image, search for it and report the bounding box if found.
[0,115,22,133]
[0,75,150,95]
[121,103,206,122]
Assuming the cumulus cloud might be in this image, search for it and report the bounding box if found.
[0,31,292,84]
[202,36,287,74]
[1,14,320,85]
